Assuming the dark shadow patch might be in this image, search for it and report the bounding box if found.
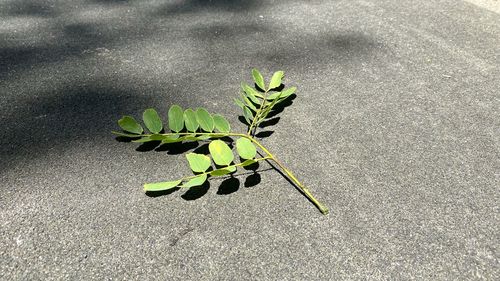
[156,141,200,155]
[217,177,240,195]
[146,187,180,197]
[242,159,260,171]
[258,117,280,128]
[255,130,274,138]
[136,141,161,152]
[244,173,261,187]
[181,181,210,200]
[193,143,210,155]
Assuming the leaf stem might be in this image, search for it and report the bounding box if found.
[245,137,329,215]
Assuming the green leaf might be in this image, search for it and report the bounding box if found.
[144,180,181,192]
[208,140,234,166]
[181,174,207,188]
[161,134,181,143]
[168,105,184,132]
[111,131,142,138]
[142,108,163,134]
[241,83,261,104]
[236,138,257,159]
[242,106,253,125]
[150,134,167,141]
[252,68,265,91]
[268,70,284,90]
[118,116,143,134]
[196,108,214,132]
[213,114,231,133]
[241,94,257,111]
[266,91,283,101]
[280,86,296,99]
[234,98,245,110]
[268,86,296,101]
[183,109,199,132]
[209,166,236,177]
[186,153,211,173]
[240,159,257,167]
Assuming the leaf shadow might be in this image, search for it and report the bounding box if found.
[146,187,181,197]
[244,173,261,187]
[216,177,240,195]
[156,141,200,155]
[181,181,210,200]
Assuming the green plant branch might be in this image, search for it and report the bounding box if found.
[113,130,329,214]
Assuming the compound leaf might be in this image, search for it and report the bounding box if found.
[118,116,143,134]
[144,179,181,192]
[182,174,207,188]
[184,109,199,132]
[168,105,184,132]
[252,68,265,91]
[186,153,211,173]
[143,108,163,134]
[209,140,234,166]
[268,70,284,90]
[213,114,231,133]
[196,108,214,132]
[236,138,257,159]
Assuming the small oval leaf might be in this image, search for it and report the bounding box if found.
[213,114,231,133]
[186,153,211,173]
[242,82,264,98]
[241,94,257,111]
[144,180,181,192]
[236,138,257,159]
[241,82,261,104]
[196,108,214,132]
[143,108,163,134]
[268,70,284,90]
[252,68,266,91]
[118,116,143,134]
[242,106,254,125]
[168,105,184,132]
[209,166,236,177]
[181,174,207,188]
[241,159,257,167]
[184,109,199,132]
[209,140,234,166]
[161,134,181,143]
[234,98,245,110]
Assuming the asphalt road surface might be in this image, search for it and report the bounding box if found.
[1,0,499,280]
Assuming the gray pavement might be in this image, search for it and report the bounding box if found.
[1,0,499,279]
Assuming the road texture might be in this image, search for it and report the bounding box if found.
[1,0,499,280]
